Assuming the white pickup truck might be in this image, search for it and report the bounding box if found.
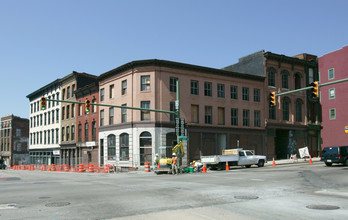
[201,148,267,170]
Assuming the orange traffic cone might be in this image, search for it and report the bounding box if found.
[273,157,276,167]
[226,161,230,170]
[309,155,313,164]
[202,163,206,173]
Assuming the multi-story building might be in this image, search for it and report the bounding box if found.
[75,82,99,165]
[27,79,62,165]
[319,45,348,148]
[0,115,29,166]
[98,59,265,167]
[224,50,321,158]
[60,72,97,165]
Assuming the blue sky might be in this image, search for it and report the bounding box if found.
[1,0,347,119]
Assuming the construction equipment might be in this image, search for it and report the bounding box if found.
[154,141,185,174]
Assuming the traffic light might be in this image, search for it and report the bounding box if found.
[269,92,276,106]
[311,81,319,98]
[85,99,90,112]
[40,97,46,110]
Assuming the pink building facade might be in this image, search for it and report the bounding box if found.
[319,45,348,148]
[98,60,265,167]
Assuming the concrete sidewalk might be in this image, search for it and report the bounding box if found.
[265,157,321,166]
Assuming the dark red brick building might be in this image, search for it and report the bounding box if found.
[75,82,100,165]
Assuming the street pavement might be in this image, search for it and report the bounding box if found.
[1,158,347,220]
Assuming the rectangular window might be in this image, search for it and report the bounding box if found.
[242,87,249,101]
[44,113,47,125]
[100,110,104,126]
[329,109,336,120]
[47,130,50,144]
[92,99,97,113]
[52,110,54,124]
[254,89,260,102]
[79,104,82,116]
[254,111,261,127]
[72,84,75,97]
[66,126,70,141]
[78,124,82,142]
[230,85,238,99]
[61,127,65,142]
[217,84,225,98]
[48,96,51,109]
[205,106,212,124]
[71,125,75,141]
[328,68,334,80]
[122,80,127,95]
[62,106,65,120]
[191,80,199,95]
[52,94,55,107]
[204,82,212,96]
[56,109,59,122]
[170,77,178,92]
[56,92,59,106]
[72,104,75,118]
[231,108,238,126]
[56,129,59,144]
[243,109,250,127]
[141,101,150,120]
[62,89,65,100]
[141,75,150,91]
[92,122,96,141]
[31,104,33,113]
[100,88,105,101]
[191,105,199,123]
[85,123,89,142]
[48,112,50,125]
[269,105,276,120]
[109,84,114,99]
[66,105,70,119]
[51,129,54,145]
[44,131,46,144]
[218,107,225,125]
[67,86,70,99]
[170,102,175,122]
[329,88,335,99]
[122,104,127,123]
[109,107,114,125]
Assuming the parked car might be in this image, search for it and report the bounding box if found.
[321,146,348,166]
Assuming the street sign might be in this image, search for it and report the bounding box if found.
[180,118,185,136]
[175,117,180,136]
[175,100,179,110]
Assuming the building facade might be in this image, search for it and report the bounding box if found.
[27,79,62,165]
[60,72,97,166]
[75,82,99,165]
[98,59,265,167]
[319,45,348,148]
[0,115,29,166]
[224,50,321,158]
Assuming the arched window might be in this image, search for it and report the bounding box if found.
[120,133,129,161]
[296,99,303,122]
[281,70,289,89]
[294,72,302,89]
[267,67,276,87]
[107,134,116,160]
[282,97,291,121]
[139,132,152,165]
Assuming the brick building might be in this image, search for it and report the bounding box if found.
[75,82,99,165]
[0,115,29,166]
[98,59,265,167]
[60,72,97,166]
[319,45,348,148]
[224,50,321,158]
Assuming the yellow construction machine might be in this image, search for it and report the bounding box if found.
[154,141,185,174]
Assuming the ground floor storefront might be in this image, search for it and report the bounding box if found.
[29,148,60,165]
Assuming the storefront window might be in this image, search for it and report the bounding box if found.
[140,132,152,165]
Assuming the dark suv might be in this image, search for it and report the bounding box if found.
[321,146,348,166]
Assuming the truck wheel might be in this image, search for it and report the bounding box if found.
[245,165,251,168]
[257,160,265,167]
[325,162,332,167]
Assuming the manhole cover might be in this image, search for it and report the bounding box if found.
[45,202,70,207]
[306,205,340,210]
[234,195,259,200]
[0,203,17,210]
[38,197,51,199]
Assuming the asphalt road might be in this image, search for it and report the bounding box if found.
[0,162,347,220]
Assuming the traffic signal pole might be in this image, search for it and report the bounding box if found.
[275,78,348,97]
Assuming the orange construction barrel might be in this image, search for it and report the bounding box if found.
[144,162,150,172]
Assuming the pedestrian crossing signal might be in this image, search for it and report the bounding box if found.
[40,97,46,110]
[85,99,90,112]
